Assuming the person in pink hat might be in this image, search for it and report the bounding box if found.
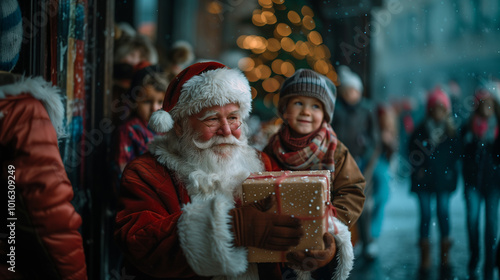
[460,85,500,280]
[408,87,460,277]
[114,62,356,279]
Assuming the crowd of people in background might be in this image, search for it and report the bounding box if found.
[108,22,500,277]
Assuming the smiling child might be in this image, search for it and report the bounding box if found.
[263,69,366,278]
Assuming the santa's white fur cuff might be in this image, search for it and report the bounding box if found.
[177,194,248,277]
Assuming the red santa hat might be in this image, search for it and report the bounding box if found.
[426,87,451,113]
[148,61,252,133]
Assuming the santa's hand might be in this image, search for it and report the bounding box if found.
[230,196,303,251]
[286,232,337,271]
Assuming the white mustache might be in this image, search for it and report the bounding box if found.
[192,135,243,150]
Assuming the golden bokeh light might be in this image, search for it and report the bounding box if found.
[281,61,295,77]
[258,0,273,8]
[262,51,279,60]
[237,3,334,100]
[280,37,295,52]
[304,41,315,56]
[262,77,281,93]
[257,64,272,79]
[291,50,305,60]
[308,31,323,45]
[252,13,265,26]
[242,36,254,49]
[327,71,338,84]
[314,60,329,75]
[274,75,285,84]
[319,45,331,58]
[238,57,255,72]
[271,59,284,74]
[267,38,281,52]
[301,5,314,17]
[254,66,262,78]
[251,86,258,99]
[287,10,301,25]
[261,11,277,25]
[251,48,266,54]
[245,70,259,83]
[258,36,268,48]
[302,15,315,30]
[276,23,292,37]
[295,40,309,56]
[236,35,246,49]
[207,1,223,14]
[241,35,268,53]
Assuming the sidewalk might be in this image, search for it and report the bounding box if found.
[348,171,498,280]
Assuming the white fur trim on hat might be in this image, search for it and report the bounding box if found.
[170,68,252,121]
[148,109,174,133]
[177,194,250,277]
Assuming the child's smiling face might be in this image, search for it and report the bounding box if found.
[283,96,325,137]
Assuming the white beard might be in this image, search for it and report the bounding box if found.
[149,124,264,200]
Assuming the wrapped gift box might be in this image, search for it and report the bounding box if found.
[241,170,332,263]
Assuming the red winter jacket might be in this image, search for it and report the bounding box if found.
[0,74,87,279]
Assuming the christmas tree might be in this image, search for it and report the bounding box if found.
[237,0,337,120]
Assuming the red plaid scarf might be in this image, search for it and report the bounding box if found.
[265,122,337,172]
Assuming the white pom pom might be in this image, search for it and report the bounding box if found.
[148,109,174,133]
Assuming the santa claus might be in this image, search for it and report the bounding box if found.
[114,62,354,280]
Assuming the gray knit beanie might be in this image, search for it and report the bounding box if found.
[337,65,363,93]
[278,69,337,122]
[0,0,22,72]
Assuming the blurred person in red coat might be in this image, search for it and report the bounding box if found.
[0,1,87,279]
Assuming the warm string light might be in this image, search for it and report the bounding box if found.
[237,2,338,104]
[206,1,223,14]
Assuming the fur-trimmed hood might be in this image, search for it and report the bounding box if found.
[0,73,66,138]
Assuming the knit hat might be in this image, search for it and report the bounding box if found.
[337,65,363,93]
[427,87,451,112]
[148,61,252,133]
[0,0,22,72]
[278,69,337,123]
